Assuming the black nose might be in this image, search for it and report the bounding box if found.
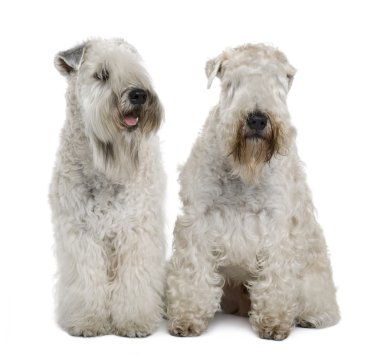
[129,89,147,105]
[247,112,268,131]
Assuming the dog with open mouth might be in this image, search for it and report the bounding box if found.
[49,38,166,337]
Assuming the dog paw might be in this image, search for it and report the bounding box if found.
[114,323,153,338]
[168,318,208,337]
[66,325,109,337]
[258,325,291,341]
[296,319,316,328]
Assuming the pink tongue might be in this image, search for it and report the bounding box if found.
[124,115,138,126]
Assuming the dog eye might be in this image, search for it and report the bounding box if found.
[94,68,109,81]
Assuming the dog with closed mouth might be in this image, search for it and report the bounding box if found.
[166,44,340,340]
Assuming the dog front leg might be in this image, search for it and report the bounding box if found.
[247,228,300,340]
[166,216,223,336]
[109,229,166,338]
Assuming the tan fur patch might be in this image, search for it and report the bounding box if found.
[229,112,288,184]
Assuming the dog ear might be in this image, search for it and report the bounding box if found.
[54,43,86,76]
[205,55,224,89]
[286,65,296,91]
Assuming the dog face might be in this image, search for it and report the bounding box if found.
[55,38,163,182]
[206,44,296,184]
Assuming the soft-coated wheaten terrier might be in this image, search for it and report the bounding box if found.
[49,38,166,337]
[166,44,340,340]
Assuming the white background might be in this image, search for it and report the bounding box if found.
[1,0,380,354]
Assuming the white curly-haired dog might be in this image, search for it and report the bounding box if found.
[166,44,340,340]
[49,38,165,337]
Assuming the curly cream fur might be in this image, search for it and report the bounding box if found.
[166,44,339,340]
[49,38,166,337]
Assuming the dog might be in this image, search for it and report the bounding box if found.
[166,44,340,340]
[49,38,166,337]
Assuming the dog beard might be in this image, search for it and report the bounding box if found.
[88,92,163,184]
[228,114,289,185]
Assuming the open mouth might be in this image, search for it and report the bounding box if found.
[123,114,139,128]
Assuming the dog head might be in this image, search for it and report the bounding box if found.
[206,44,296,184]
[55,38,163,182]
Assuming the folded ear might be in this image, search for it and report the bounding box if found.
[54,43,86,76]
[205,55,224,89]
[285,64,296,91]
